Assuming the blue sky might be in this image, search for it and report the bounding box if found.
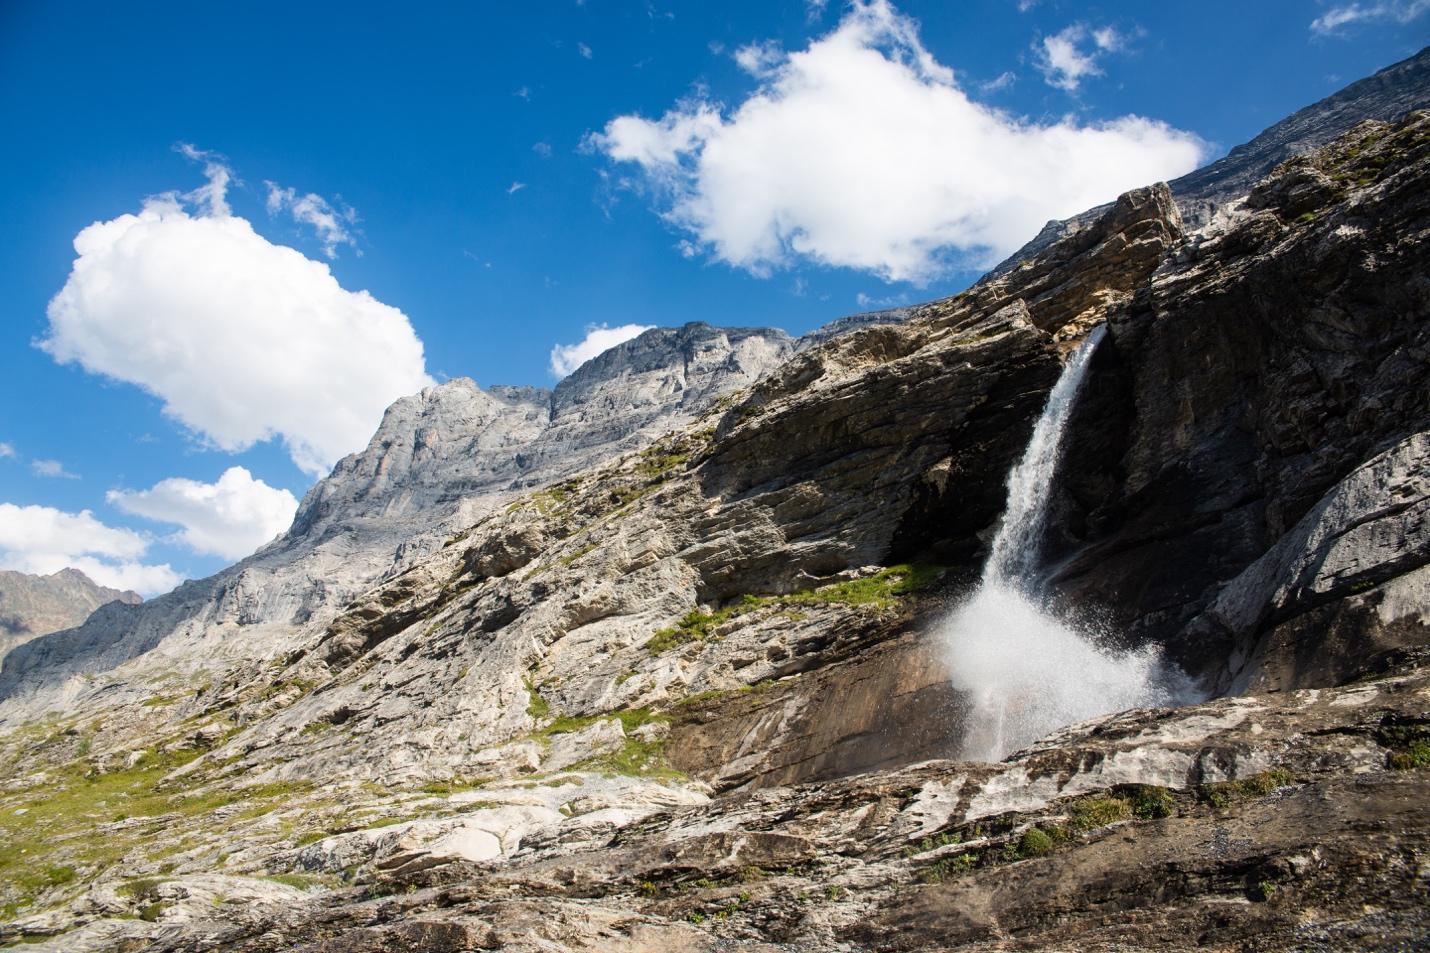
[0,0,1425,594]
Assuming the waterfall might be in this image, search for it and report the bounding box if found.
[940,325,1188,762]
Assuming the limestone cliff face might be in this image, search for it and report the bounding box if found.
[0,569,139,661]
[1045,114,1430,692]
[3,83,1430,953]
[0,323,795,711]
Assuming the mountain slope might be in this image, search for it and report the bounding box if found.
[3,68,1430,953]
[2,110,1428,950]
[0,323,795,714]
[0,569,139,661]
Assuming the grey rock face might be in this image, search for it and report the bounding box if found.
[1046,113,1430,687]
[0,569,139,661]
[5,76,1430,953]
[0,323,795,711]
[984,45,1430,278]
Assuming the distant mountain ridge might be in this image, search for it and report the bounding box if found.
[0,568,139,661]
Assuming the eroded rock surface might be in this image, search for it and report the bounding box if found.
[1,76,1429,953]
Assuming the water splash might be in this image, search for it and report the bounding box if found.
[940,325,1188,761]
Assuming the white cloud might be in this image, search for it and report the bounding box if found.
[533,141,554,158]
[588,0,1203,282]
[31,459,79,480]
[107,466,297,560]
[0,503,180,595]
[265,183,358,258]
[980,70,1016,93]
[41,156,433,479]
[1036,24,1125,91]
[549,323,654,378]
[0,443,14,459]
[578,41,593,59]
[734,40,785,77]
[174,143,232,217]
[508,181,527,194]
[1311,0,1429,33]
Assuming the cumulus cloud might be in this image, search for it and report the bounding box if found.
[107,466,297,561]
[265,183,358,258]
[41,155,434,478]
[0,503,180,595]
[588,0,1203,282]
[0,443,14,459]
[1035,23,1123,91]
[1311,0,1429,33]
[533,141,554,158]
[549,323,654,378]
[31,459,79,480]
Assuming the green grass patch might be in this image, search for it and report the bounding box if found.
[524,677,550,719]
[558,542,599,567]
[782,563,943,608]
[1068,797,1131,830]
[0,746,316,914]
[1198,768,1294,809]
[1120,784,1176,820]
[645,565,943,657]
[1377,723,1430,770]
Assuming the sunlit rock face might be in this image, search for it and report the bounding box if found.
[2,57,1430,953]
[0,568,140,661]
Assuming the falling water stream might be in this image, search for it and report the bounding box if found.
[940,325,1189,761]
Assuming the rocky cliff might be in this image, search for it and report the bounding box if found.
[0,322,795,714]
[0,569,139,661]
[1,82,1429,953]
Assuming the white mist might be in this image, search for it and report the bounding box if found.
[940,325,1189,761]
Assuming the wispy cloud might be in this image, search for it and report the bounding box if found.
[31,459,79,480]
[980,70,1016,93]
[0,442,14,459]
[1311,0,1429,34]
[533,141,554,158]
[507,181,527,194]
[1035,23,1125,92]
[174,143,232,216]
[578,41,593,59]
[734,39,785,77]
[265,183,359,259]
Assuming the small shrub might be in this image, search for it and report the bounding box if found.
[1015,827,1056,859]
[1198,768,1294,808]
[1250,880,1277,901]
[1377,722,1430,770]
